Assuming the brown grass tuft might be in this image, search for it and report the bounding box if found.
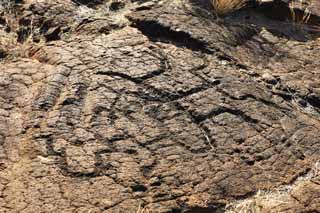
[211,0,249,15]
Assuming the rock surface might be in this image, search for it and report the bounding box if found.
[0,0,319,212]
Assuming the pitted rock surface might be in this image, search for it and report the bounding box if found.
[0,0,320,212]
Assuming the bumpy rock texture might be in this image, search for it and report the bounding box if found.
[0,0,320,212]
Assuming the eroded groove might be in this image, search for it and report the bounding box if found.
[218,89,292,115]
[305,95,320,111]
[130,19,214,54]
[184,206,225,213]
[194,105,260,125]
[96,64,166,83]
[96,70,144,83]
[98,69,219,103]
[134,84,216,103]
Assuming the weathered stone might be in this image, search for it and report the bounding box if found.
[0,0,319,212]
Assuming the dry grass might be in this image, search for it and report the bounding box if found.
[225,161,320,213]
[0,23,36,59]
[0,1,18,59]
[311,160,320,178]
[0,0,20,32]
[211,0,249,15]
[212,0,316,22]
[225,189,290,213]
[136,205,150,213]
[75,0,136,27]
[0,1,40,59]
[289,0,315,24]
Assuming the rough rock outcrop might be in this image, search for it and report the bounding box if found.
[0,0,319,212]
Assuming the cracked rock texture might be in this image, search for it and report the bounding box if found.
[0,0,320,212]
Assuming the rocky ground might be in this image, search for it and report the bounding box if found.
[0,0,319,212]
